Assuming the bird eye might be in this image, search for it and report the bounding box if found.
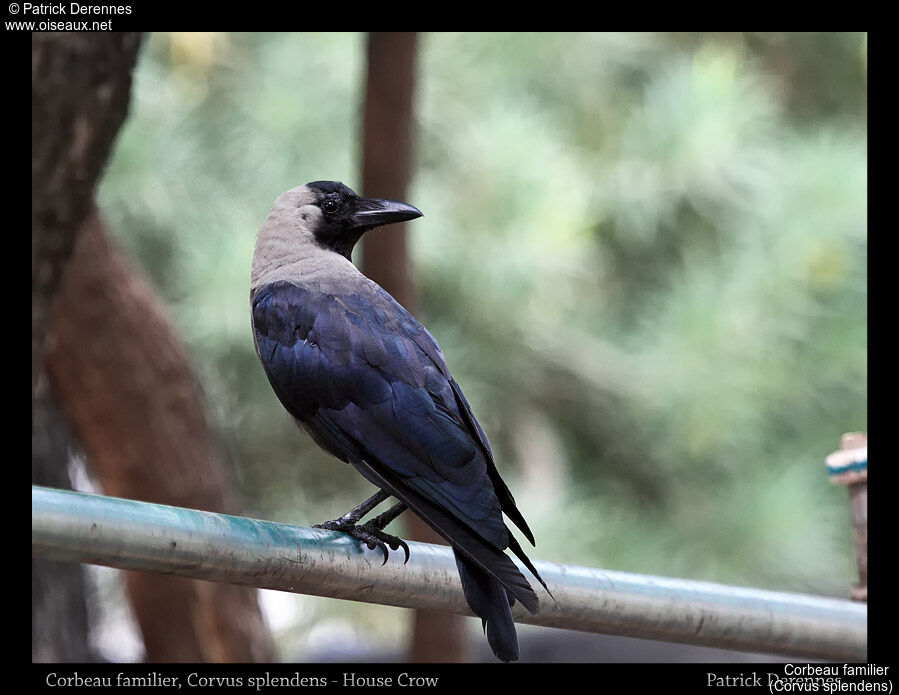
[321,199,339,214]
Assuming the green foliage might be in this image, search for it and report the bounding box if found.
[98,32,866,656]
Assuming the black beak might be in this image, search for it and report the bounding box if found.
[350,197,423,230]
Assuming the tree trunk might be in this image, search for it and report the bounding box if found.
[32,32,144,388]
[360,31,469,663]
[32,31,143,663]
[32,383,93,662]
[33,29,273,664]
[46,210,276,663]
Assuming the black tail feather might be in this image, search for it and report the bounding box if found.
[355,458,541,614]
[455,549,519,663]
[506,532,553,600]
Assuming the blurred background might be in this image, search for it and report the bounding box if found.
[33,32,867,663]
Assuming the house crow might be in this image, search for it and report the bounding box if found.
[250,181,547,662]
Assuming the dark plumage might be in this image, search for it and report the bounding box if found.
[250,181,547,662]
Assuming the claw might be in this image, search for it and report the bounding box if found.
[314,517,410,565]
[391,538,410,564]
[364,537,390,565]
[359,520,410,565]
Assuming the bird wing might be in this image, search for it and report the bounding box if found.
[252,279,544,609]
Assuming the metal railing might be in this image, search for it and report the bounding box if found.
[32,485,866,661]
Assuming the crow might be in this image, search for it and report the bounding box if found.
[250,181,548,661]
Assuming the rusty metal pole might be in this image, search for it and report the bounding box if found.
[826,432,867,602]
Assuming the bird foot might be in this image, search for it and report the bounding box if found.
[314,519,410,566]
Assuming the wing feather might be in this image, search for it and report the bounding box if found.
[252,280,545,605]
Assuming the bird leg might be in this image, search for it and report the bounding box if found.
[316,490,390,528]
[314,492,410,565]
[357,502,410,564]
[365,501,408,531]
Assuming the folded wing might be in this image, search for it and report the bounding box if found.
[251,280,547,613]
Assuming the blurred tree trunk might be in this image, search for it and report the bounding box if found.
[32,32,274,663]
[46,210,276,663]
[32,31,143,663]
[32,388,93,662]
[360,31,469,663]
[32,32,144,389]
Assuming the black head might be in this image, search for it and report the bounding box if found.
[306,181,423,260]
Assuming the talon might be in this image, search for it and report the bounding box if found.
[391,538,410,564]
[364,538,387,564]
[360,522,411,565]
[314,516,410,565]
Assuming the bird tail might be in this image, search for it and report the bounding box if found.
[454,548,520,663]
